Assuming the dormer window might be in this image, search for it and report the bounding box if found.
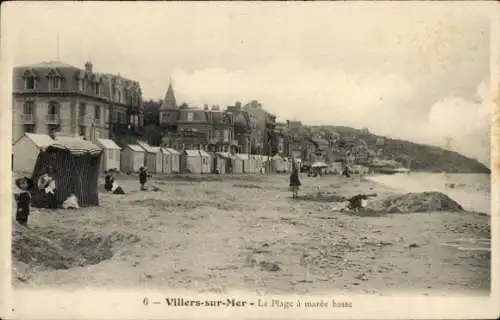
[47,69,63,90]
[23,69,37,90]
[25,77,36,89]
[49,76,62,89]
[93,83,100,96]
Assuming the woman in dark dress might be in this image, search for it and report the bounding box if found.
[289,160,301,199]
[104,170,114,192]
[14,177,34,226]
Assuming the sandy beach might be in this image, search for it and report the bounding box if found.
[12,173,490,296]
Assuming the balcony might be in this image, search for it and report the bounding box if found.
[45,114,60,124]
[21,113,35,124]
[79,115,93,126]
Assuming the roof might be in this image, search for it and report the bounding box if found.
[184,150,201,157]
[51,137,102,156]
[19,60,79,69]
[127,144,144,152]
[199,150,210,157]
[216,152,231,159]
[95,138,121,150]
[136,141,159,153]
[162,148,180,155]
[237,153,250,160]
[22,133,54,148]
[160,82,177,110]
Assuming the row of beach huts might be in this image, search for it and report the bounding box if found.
[12,133,297,175]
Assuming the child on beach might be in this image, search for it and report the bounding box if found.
[105,169,126,194]
[37,165,58,209]
[14,177,34,226]
[289,160,301,199]
[139,167,150,191]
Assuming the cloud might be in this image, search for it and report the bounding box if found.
[171,56,413,129]
[410,81,491,166]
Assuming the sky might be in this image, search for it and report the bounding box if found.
[2,1,495,166]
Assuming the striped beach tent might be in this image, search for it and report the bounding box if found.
[30,137,103,208]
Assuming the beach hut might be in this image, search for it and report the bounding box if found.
[230,153,244,174]
[160,148,173,174]
[137,141,162,174]
[199,149,211,174]
[12,133,54,173]
[180,150,202,174]
[30,138,102,208]
[120,144,145,173]
[214,152,230,174]
[271,154,285,173]
[94,138,121,173]
[238,153,257,173]
[163,148,180,173]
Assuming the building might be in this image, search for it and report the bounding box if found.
[158,82,239,152]
[12,60,144,145]
[243,100,276,155]
[226,102,252,153]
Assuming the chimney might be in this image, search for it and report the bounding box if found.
[84,61,93,73]
[203,104,209,111]
[235,101,241,109]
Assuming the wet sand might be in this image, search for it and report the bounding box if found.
[12,174,490,296]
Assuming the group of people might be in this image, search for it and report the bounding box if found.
[14,165,59,226]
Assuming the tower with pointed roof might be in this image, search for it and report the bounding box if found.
[159,80,179,130]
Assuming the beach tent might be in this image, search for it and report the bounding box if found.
[283,158,292,173]
[230,153,244,174]
[12,133,54,173]
[94,138,121,173]
[254,155,265,174]
[30,138,102,208]
[120,144,145,173]
[160,148,173,173]
[163,148,180,173]
[214,152,230,174]
[198,150,211,174]
[137,141,162,174]
[180,150,202,174]
[237,153,256,173]
[271,154,285,173]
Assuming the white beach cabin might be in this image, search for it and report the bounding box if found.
[164,148,180,173]
[95,138,121,172]
[137,141,162,174]
[120,144,145,173]
[13,133,54,173]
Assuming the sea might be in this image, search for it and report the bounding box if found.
[366,173,491,215]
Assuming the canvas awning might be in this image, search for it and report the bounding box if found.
[52,137,102,156]
[311,161,328,168]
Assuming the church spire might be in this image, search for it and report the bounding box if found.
[160,78,177,110]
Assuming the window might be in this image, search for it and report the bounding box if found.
[25,77,36,89]
[49,77,61,90]
[187,112,194,121]
[79,126,86,137]
[95,105,101,120]
[117,91,121,102]
[108,151,113,160]
[79,103,86,116]
[94,83,100,95]
[23,101,34,115]
[48,102,59,115]
[23,124,35,133]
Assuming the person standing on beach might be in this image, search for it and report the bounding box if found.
[139,167,149,191]
[14,177,34,226]
[289,160,301,199]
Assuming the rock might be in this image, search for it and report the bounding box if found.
[365,192,464,213]
[259,261,281,272]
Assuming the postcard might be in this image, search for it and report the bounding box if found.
[1,1,498,319]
